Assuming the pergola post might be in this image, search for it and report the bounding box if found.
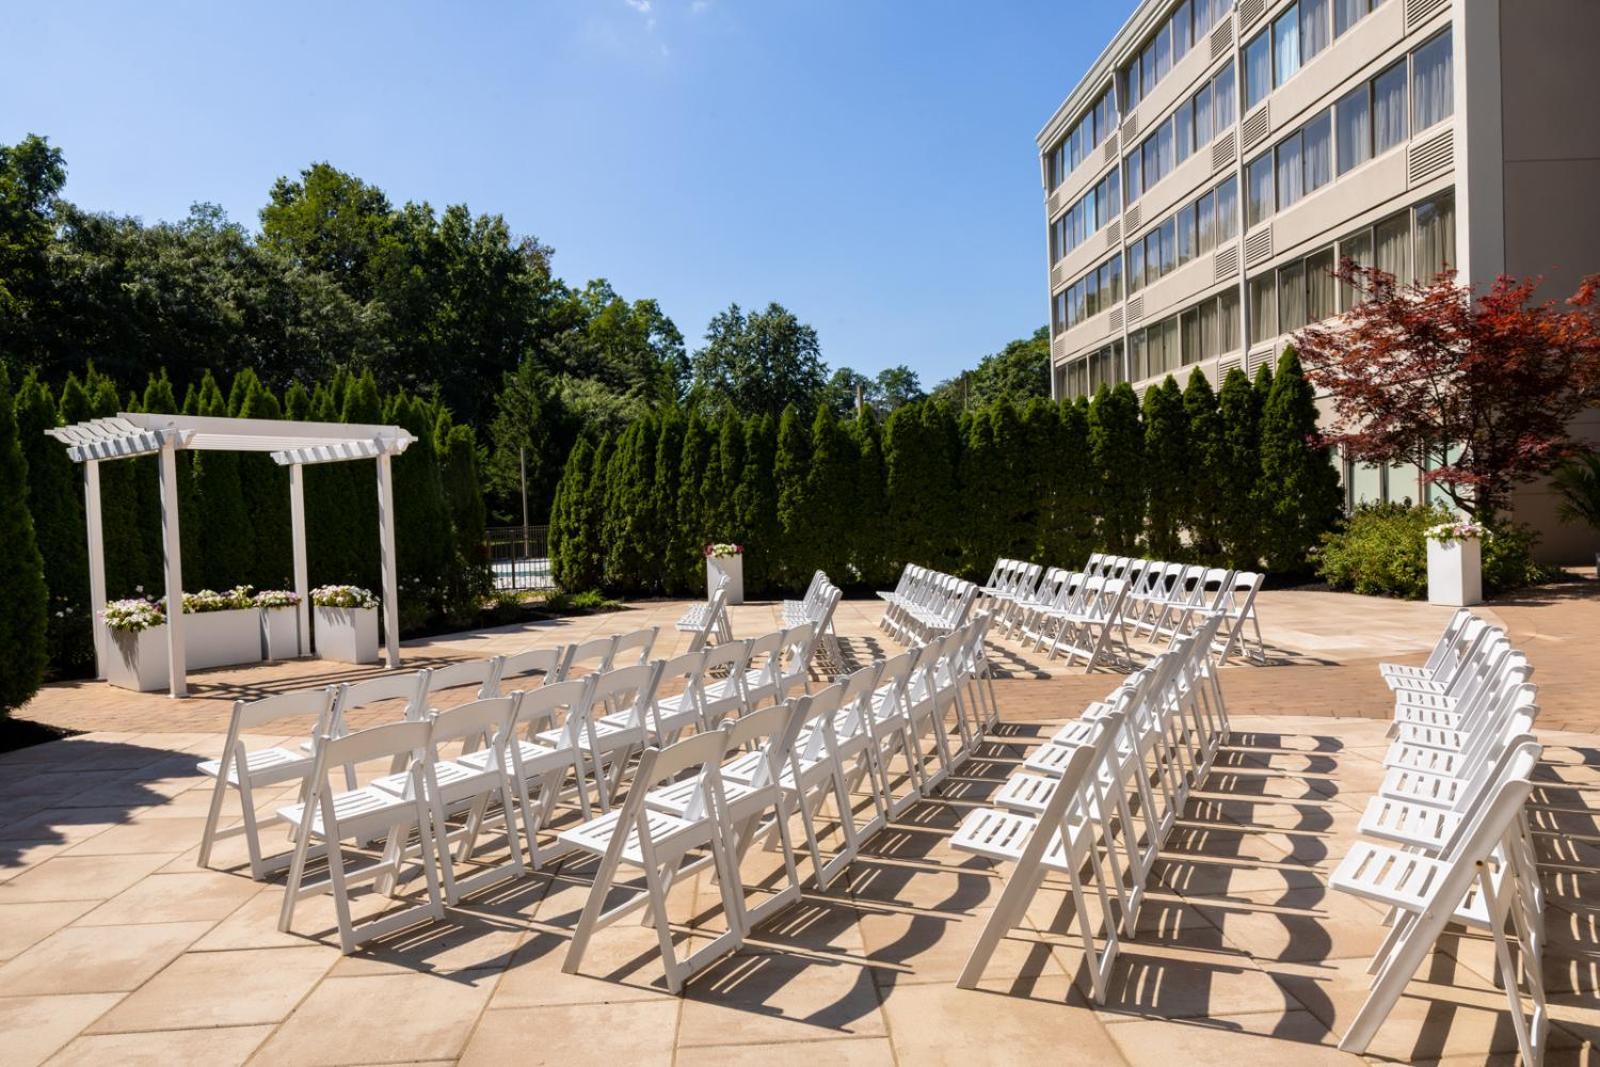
[157,436,187,698]
[83,460,108,680]
[375,451,401,669]
[288,462,310,657]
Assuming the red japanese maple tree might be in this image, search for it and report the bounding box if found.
[1296,264,1600,520]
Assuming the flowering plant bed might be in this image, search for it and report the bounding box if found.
[311,584,380,609]
[1426,520,1485,545]
[101,598,165,634]
[257,591,304,660]
[703,543,743,558]
[313,586,380,664]
[182,586,254,613]
[705,547,745,605]
[252,589,302,608]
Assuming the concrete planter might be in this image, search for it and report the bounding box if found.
[1427,538,1482,607]
[185,607,265,671]
[104,625,171,693]
[707,554,744,605]
[261,606,303,661]
[315,605,380,664]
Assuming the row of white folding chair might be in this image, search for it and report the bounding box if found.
[197,624,664,881]
[977,558,1043,617]
[879,565,979,644]
[1083,555,1267,664]
[676,579,733,652]
[782,570,828,625]
[1379,607,1476,690]
[950,617,1229,1000]
[1026,574,1134,671]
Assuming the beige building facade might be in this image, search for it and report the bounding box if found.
[1038,0,1600,560]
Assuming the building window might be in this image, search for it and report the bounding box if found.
[1301,0,1330,61]
[1175,99,1195,165]
[1374,210,1410,281]
[1244,31,1271,110]
[1046,89,1117,191]
[1276,131,1304,210]
[1218,286,1241,352]
[1303,109,1332,192]
[1373,60,1407,154]
[1177,202,1197,265]
[1181,307,1202,365]
[1124,150,1143,205]
[1249,272,1277,339]
[1412,29,1454,131]
[1196,190,1216,254]
[1279,259,1307,332]
[1336,83,1372,174]
[1216,176,1239,242]
[1247,153,1274,226]
[1306,247,1336,321]
[1338,230,1373,308]
[1335,0,1386,37]
[1273,6,1301,87]
[1214,61,1236,130]
[1414,191,1455,280]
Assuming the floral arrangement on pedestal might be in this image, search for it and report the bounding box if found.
[311,585,380,609]
[1426,520,1486,545]
[101,598,165,634]
[703,543,743,559]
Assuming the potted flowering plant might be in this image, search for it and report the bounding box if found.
[182,586,265,670]
[101,597,169,692]
[704,542,744,605]
[312,585,380,664]
[254,589,304,661]
[1425,519,1484,607]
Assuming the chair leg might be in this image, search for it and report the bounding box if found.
[196,766,232,872]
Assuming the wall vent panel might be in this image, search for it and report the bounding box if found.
[1214,244,1240,281]
[1240,0,1266,28]
[1408,128,1454,185]
[1241,106,1270,151]
[1104,134,1120,165]
[1125,204,1142,231]
[1212,131,1236,173]
[1109,307,1123,331]
[1126,296,1144,323]
[1406,0,1449,30]
[1244,227,1273,266]
[1106,219,1121,246]
[1210,19,1233,60]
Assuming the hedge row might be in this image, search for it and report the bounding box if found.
[10,364,490,684]
[548,347,1342,597]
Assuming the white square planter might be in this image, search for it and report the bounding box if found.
[185,607,265,671]
[261,606,303,660]
[707,555,744,605]
[1427,538,1483,607]
[104,624,171,693]
[315,606,380,664]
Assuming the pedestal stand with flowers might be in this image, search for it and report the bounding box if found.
[101,598,170,692]
[183,587,266,670]
[312,585,381,664]
[1427,519,1484,607]
[705,543,744,605]
[255,589,304,660]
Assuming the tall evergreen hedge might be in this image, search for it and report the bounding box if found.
[0,364,50,715]
[1142,376,1188,561]
[1258,346,1344,576]
[1089,383,1145,555]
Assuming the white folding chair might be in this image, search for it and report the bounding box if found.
[277,720,446,954]
[611,626,659,669]
[699,638,752,726]
[197,686,337,880]
[491,645,566,694]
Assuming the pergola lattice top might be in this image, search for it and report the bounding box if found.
[46,412,415,466]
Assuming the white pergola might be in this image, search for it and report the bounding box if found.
[47,413,416,698]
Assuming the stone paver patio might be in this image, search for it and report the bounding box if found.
[3,577,1599,1064]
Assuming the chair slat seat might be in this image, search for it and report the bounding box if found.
[1358,796,1464,851]
[278,786,416,839]
[198,746,309,787]
[558,807,704,865]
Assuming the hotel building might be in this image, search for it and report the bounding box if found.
[1038,0,1600,559]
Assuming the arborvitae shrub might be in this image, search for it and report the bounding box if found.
[1258,345,1343,575]
[1182,369,1224,561]
[1089,382,1145,555]
[1142,375,1188,561]
[0,364,49,715]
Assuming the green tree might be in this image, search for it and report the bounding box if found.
[1142,376,1189,560]
[849,408,893,587]
[804,404,856,579]
[959,403,1003,576]
[84,369,150,598]
[1182,370,1225,561]
[0,364,48,713]
[191,370,253,589]
[1258,346,1343,575]
[673,412,712,593]
[735,414,779,595]
[602,416,660,596]
[14,371,92,676]
[931,327,1051,407]
[774,403,813,586]
[1217,368,1266,568]
[549,437,599,593]
[1089,383,1145,554]
[386,392,456,623]
[1045,397,1098,566]
[700,413,746,542]
[338,370,384,591]
[649,410,685,595]
[688,303,827,419]
[232,370,293,588]
[0,135,67,372]
[435,412,491,621]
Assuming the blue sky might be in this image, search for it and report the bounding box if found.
[4,0,1133,385]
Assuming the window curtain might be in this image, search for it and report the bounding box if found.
[1374,213,1410,281]
[1197,192,1216,254]
[1414,193,1456,279]
[1199,298,1219,360]
[1374,63,1408,152]
[1305,248,1336,320]
[1303,111,1332,191]
[1216,177,1239,241]
[1301,0,1329,60]
[1214,63,1236,129]
[1334,0,1366,35]
[1249,274,1277,339]
[1339,231,1373,308]
[1412,30,1454,129]
[1279,260,1307,331]
[1336,85,1372,173]
[1274,7,1300,86]
[1218,287,1242,352]
[1245,33,1271,108]
[1247,155,1273,226]
[1276,133,1304,208]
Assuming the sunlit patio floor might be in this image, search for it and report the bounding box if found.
[4,578,1600,1064]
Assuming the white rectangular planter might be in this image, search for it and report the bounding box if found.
[1427,538,1483,607]
[707,555,745,606]
[261,606,303,660]
[315,606,380,664]
[185,607,265,671]
[104,624,171,693]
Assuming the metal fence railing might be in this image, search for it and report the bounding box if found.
[486,525,554,591]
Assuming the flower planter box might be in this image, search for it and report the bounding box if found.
[185,607,265,671]
[707,554,744,606]
[104,624,171,693]
[1427,538,1482,607]
[315,605,380,664]
[261,605,303,661]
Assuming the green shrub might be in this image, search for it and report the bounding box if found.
[1318,502,1552,599]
